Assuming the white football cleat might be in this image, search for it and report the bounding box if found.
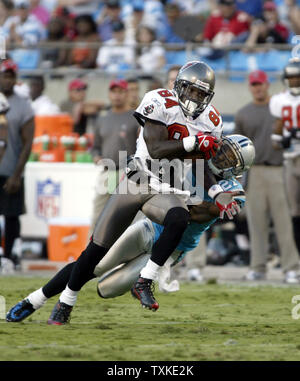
[187,268,203,282]
[244,270,266,281]
[284,271,300,284]
[0,257,15,275]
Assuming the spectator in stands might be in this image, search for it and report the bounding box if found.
[96,20,135,73]
[124,0,145,42]
[30,0,50,26]
[41,17,68,68]
[97,0,122,42]
[234,70,300,284]
[275,0,300,35]
[166,0,214,17]
[67,14,100,69]
[0,0,14,40]
[6,0,46,46]
[29,75,60,115]
[135,24,166,73]
[140,0,167,38]
[203,0,250,49]
[244,1,289,51]
[52,6,76,40]
[126,77,141,110]
[166,64,181,89]
[0,59,35,269]
[60,78,105,136]
[158,3,186,43]
[89,78,140,235]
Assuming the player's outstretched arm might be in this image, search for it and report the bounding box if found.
[143,120,220,160]
[189,201,220,224]
[143,120,185,160]
[271,118,292,149]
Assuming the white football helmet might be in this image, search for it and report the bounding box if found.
[283,57,300,96]
[208,134,255,179]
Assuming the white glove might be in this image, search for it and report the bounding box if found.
[0,92,9,114]
[208,184,244,220]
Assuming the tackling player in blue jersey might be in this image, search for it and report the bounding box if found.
[6,134,255,321]
[96,175,246,300]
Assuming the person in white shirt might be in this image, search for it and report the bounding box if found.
[96,20,135,73]
[135,24,166,73]
[6,0,46,46]
[29,75,60,115]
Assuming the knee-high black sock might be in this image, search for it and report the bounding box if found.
[42,262,76,298]
[68,241,109,291]
[4,216,20,258]
[150,207,190,266]
[292,216,300,255]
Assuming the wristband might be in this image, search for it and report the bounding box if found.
[183,136,196,152]
[208,184,223,200]
[271,134,283,142]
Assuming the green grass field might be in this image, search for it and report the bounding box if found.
[1,276,300,361]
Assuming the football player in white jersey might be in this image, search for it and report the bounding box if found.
[6,135,255,322]
[7,61,243,324]
[270,57,300,255]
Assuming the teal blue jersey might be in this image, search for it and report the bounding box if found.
[152,177,245,257]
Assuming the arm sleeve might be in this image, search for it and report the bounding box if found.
[211,114,223,138]
[134,90,168,127]
[269,95,281,118]
[20,98,35,125]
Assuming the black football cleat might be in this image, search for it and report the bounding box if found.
[131,277,159,311]
[6,299,35,322]
[47,301,73,325]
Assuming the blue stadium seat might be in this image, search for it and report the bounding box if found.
[165,51,187,67]
[228,50,291,81]
[255,50,290,72]
[165,50,227,73]
[199,56,226,72]
[9,49,41,70]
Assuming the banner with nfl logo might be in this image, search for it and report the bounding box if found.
[37,179,61,220]
[21,162,98,238]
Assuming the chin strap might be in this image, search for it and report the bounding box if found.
[290,87,300,96]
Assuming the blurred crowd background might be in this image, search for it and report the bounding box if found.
[0,0,299,72]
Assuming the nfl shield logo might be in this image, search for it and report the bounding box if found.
[37,179,61,219]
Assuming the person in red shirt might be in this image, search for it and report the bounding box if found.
[203,0,250,48]
[245,1,290,51]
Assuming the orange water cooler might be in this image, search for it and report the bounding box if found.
[47,217,91,262]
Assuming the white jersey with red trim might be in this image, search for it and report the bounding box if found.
[269,90,300,158]
[132,88,223,199]
[134,88,223,160]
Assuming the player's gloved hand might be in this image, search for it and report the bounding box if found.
[208,184,244,220]
[0,92,10,115]
[195,132,220,159]
[183,133,220,160]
